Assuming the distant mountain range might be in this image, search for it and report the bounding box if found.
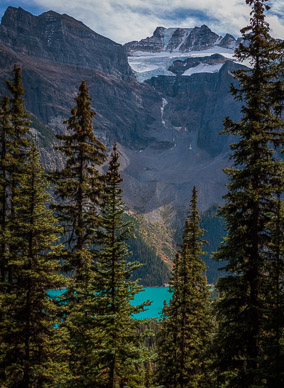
[0,7,246,283]
[125,25,238,53]
[125,26,240,82]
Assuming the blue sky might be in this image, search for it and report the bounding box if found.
[0,0,283,43]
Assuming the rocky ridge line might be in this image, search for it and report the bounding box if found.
[124,25,237,53]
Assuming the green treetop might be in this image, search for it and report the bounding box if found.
[51,81,107,385]
[6,65,30,161]
[158,186,211,388]
[92,143,151,388]
[6,65,30,205]
[0,96,12,283]
[52,80,106,280]
[0,142,69,387]
[214,1,284,387]
[0,65,31,284]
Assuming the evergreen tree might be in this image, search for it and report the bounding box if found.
[214,1,284,386]
[157,186,211,388]
[157,262,180,387]
[263,188,284,386]
[6,65,30,212]
[52,80,106,279]
[51,80,107,385]
[1,65,31,284]
[92,143,150,388]
[0,96,11,283]
[145,361,154,388]
[0,142,69,387]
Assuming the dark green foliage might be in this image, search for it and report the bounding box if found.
[214,1,284,387]
[157,186,212,388]
[0,142,69,387]
[201,204,226,283]
[175,204,226,284]
[5,65,30,204]
[52,80,106,276]
[0,65,31,284]
[93,144,151,388]
[262,189,284,386]
[0,95,12,283]
[29,113,56,149]
[51,80,107,385]
[127,227,170,286]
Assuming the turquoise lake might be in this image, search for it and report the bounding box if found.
[48,287,172,319]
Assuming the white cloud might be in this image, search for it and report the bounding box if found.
[11,0,284,42]
[268,15,284,39]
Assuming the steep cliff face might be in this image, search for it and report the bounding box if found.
[0,8,165,150]
[146,60,243,157]
[0,7,132,78]
[0,6,247,281]
[0,6,242,235]
[168,54,229,76]
[125,25,236,53]
[180,25,220,51]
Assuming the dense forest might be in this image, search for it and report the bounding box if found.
[0,0,283,387]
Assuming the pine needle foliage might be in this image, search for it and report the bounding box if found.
[213,1,284,387]
[0,65,31,284]
[92,143,151,388]
[0,96,12,283]
[51,80,107,385]
[52,80,106,278]
[157,186,212,388]
[0,142,69,387]
[5,65,30,172]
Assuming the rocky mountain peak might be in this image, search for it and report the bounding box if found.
[179,25,219,51]
[125,25,237,54]
[153,26,166,37]
[0,6,132,79]
[219,33,236,49]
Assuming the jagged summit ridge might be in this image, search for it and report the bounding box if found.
[0,5,244,222]
[125,25,239,83]
[0,6,132,78]
[124,25,237,53]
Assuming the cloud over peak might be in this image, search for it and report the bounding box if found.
[1,0,283,43]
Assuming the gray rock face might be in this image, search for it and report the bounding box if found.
[168,54,230,76]
[0,7,132,79]
[166,28,192,51]
[0,6,243,218]
[125,25,235,54]
[124,27,169,53]
[145,61,242,158]
[219,33,236,49]
[180,25,219,51]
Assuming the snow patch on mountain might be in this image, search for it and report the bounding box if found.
[128,47,236,83]
[126,26,243,83]
[182,62,224,76]
[161,28,178,47]
[161,98,168,126]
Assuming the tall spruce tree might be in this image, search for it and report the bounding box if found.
[263,188,284,386]
[0,65,31,284]
[51,79,106,308]
[157,186,211,388]
[6,65,30,212]
[157,257,180,387]
[214,1,284,387]
[0,142,69,387]
[0,96,11,283]
[92,143,150,388]
[51,80,107,384]
[52,80,106,279]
